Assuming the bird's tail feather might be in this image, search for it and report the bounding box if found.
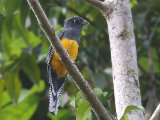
[49,83,64,115]
[48,67,65,115]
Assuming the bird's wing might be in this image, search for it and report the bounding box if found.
[46,29,65,83]
[46,30,64,83]
[46,30,65,115]
[57,30,65,39]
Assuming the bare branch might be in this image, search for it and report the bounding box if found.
[83,0,105,10]
[150,104,160,120]
[26,0,113,119]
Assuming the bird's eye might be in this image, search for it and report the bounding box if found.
[73,19,80,23]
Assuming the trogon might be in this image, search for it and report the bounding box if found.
[46,16,89,115]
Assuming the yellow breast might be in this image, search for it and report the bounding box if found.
[51,38,79,79]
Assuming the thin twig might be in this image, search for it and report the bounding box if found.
[149,104,160,120]
[26,0,113,119]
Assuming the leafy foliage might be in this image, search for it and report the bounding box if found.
[0,0,160,120]
[0,80,44,120]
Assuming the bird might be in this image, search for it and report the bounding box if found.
[46,16,89,115]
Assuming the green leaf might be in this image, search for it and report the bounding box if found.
[121,114,129,120]
[28,31,41,47]
[1,23,27,59]
[10,31,27,57]
[10,25,42,56]
[1,24,12,59]
[93,88,103,97]
[1,92,11,108]
[0,94,39,120]
[70,97,76,107]
[76,100,91,120]
[5,71,22,103]
[0,80,44,120]
[102,92,108,97]
[120,105,145,120]
[0,79,4,111]
[76,91,84,100]
[130,0,137,8]
[17,89,28,103]
[75,91,85,107]
[12,15,29,45]
[48,109,72,120]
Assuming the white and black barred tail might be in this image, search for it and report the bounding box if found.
[48,71,64,115]
[47,46,65,115]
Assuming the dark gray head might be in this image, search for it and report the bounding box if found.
[64,16,89,28]
[61,16,89,41]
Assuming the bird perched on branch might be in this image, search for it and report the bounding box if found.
[46,16,89,115]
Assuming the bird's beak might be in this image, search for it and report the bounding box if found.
[82,19,89,27]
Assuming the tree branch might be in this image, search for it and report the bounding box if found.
[103,0,144,119]
[53,0,96,26]
[83,0,105,10]
[83,0,114,12]
[26,0,112,119]
[149,104,160,120]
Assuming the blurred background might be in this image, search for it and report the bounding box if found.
[0,0,160,120]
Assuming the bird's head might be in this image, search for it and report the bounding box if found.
[64,16,89,29]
